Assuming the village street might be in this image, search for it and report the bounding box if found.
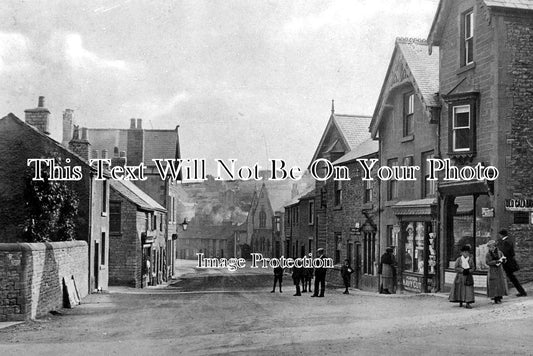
[0,260,532,356]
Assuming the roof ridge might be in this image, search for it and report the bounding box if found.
[396,37,428,45]
[334,113,372,118]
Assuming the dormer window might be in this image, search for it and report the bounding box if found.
[461,10,474,66]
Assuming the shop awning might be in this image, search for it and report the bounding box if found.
[438,180,490,196]
[392,198,437,216]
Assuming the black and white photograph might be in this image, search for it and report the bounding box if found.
[0,0,532,355]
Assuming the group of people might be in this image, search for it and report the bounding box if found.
[270,247,329,297]
[449,229,527,308]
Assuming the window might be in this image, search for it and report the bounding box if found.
[308,201,314,224]
[101,232,106,265]
[387,158,398,200]
[461,10,474,66]
[387,225,394,248]
[152,213,157,230]
[109,202,121,233]
[422,151,436,197]
[160,213,163,231]
[452,105,471,152]
[364,179,373,203]
[335,233,342,264]
[334,180,342,206]
[102,181,107,214]
[403,93,414,136]
[259,210,266,228]
[402,222,427,274]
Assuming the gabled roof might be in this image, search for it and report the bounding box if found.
[110,179,166,212]
[370,38,439,139]
[332,138,379,166]
[1,113,97,169]
[309,112,372,167]
[284,185,315,208]
[428,0,533,48]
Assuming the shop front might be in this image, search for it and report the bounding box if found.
[392,199,439,293]
[439,181,493,292]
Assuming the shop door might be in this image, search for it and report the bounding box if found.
[354,242,361,289]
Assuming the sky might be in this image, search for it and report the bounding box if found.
[0,0,439,174]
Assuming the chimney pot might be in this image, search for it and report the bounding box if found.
[114,147,119,157]
[92,150,98,159]
[38,96,45,108]
[119,151,126,158]
[130,118,136,129]
[81,127,88,140]
[137,118,142,129]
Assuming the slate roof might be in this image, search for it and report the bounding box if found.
[284,186,315,208]
[396,39,440,107]
[332,138,379,165]
[483,0,533,10]
[333,114,373,151]
[110,179,166,212]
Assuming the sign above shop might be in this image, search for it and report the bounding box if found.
[402,274,423,293]
[481,207,495,217]
[505,199,533,211]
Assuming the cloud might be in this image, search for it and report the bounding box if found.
[0,32,31,72]
[64,33,129,71]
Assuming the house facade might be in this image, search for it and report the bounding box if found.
[247,184,275,258]
[109,179,167,287]
[0,99,109,292]
[370,38,441,293]
[428,0,533,289]
[284,188,315,259]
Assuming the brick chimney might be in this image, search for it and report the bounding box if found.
[127,118,144,166]
[69,125,91,161]
[62,109,74,147]
[111,149,127,168]
[24,96,50,135]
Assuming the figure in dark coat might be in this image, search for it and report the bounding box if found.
[311,248,327,297]
[379,247,396,294]
[271,266,283,293]
[485,240,507,303]
[340,259,354,294]
[497,229,527,297]
[303,266,313,293]
[292,264,303,296]
[449,245,475,308]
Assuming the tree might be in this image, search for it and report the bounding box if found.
[22,157,79,242]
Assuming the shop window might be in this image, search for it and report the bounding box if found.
[402,222,426,274]
[514,212,529,224]
[447,195,490,271]
[387,158,398,200]
[387,225,394,248]
[403,92,414,136]
[422,151,436,197]
[461,10,474,66]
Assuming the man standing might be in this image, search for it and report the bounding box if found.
[312,248,327,298]
[271,265,283,293]
[498,229,527,297]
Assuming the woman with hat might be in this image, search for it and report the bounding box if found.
[449,244,475,308]
[485,240,508,304]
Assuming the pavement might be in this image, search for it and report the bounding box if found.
[0,260,532,355]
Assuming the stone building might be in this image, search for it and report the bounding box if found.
[308,103,378,290]
[81,118,183,278]
[109,179,167,287]
[0,98,109,292]
[247,183,275,258]
[428,0,533,289]
[284,188,316,259]
[369,38,440,293]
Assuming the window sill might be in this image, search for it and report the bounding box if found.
[101,212,107,217]
[401,135,414,143]
[456,62,476,75]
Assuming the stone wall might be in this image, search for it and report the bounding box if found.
[0,241,88,321]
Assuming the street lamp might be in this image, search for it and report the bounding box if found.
[180,218,188,231]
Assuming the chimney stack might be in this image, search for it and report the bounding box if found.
[69,125,91,161]
[127,118,144,166]
[130,118,136,129]
[137,118,142,129]
[62,109,74,147]
[25,96,51,135]
[111,150,127,168]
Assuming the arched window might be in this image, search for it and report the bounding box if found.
[259,211,266,228]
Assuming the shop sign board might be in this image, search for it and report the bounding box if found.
[505,199,533,211]
[402,274,423,293]
[481,207,494,217]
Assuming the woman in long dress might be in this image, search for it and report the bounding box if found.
[485,240,508,304]
[379,247,396,294]
[449,244,475,308]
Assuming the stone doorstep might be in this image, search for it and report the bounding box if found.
[0,321,23,330]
